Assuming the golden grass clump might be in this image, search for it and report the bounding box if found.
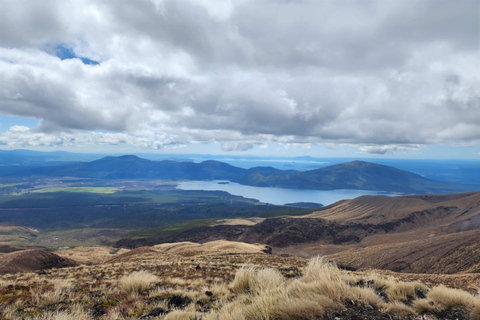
[428,284,475,308]
[247,268,284,295]
[301,256,349,301]
[230,266,257,294]
[118,270,159,294]
[162,310,198,320]
[214,257,387,319]
[269,297,333,320]
[385,281,426,302]
[383,301,416,316]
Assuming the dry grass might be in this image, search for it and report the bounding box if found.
[207,257,419,319]
[211,218,264,226]
[412,298,440,314]
[55,246,130,264]
[153,240,267,255]
[1,244,479,320]
[428,284,476,307]
[118,270,159,294]
[37,305,91,320]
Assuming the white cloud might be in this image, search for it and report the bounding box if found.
[0,126,181,149]
[0,0,478,154]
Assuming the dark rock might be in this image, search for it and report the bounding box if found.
[195,265,201,270]
[337,264,357,272]
[415,288,426,299]
[437,306,470,320]
[196,306,210,312]
[38,269,47,275]
[168,295,192,309]
[262,246,272,254]
[92,304,106,318]
[147,307,165,317]
[375,290,388,302]
[205,291,213,297]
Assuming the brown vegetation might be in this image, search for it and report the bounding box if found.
[0,249,77,275]
[0,241,479,319]
[328,229,480,274]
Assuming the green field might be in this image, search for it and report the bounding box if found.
[31,187,118,194]
[130,219,218,238]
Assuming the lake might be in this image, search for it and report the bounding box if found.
[176,180,399,206]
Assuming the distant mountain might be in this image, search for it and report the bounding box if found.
[0,149,102,166]
[53,155,245,180]
[238,160,468,193]
[0,155,473,194]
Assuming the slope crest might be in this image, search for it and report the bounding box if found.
[0,249,78,274]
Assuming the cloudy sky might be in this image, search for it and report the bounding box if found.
[0,0,479,158]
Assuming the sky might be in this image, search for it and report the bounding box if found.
[0,0,479,159]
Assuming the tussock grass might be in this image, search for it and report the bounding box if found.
[270,297,333,320]
[211,257,384,319]
[383,301,416,316]
[118,270,159,294]
[428,284,476,308]
[412,298,440,314]
[385,281,426,302]
[2,248,480,320]
[38,305,91,320]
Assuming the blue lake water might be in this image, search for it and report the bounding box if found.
[176,180,399,206]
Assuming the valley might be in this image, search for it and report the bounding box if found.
[0,153,479,319]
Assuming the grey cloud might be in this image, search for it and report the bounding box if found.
[221,142,255,152]
[0,0,478,153]
[359,145,423,155]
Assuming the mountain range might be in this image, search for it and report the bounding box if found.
[0,154,473,194]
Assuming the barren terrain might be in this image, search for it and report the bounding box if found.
[1,241,480,320]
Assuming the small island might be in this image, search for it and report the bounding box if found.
[284,202,323,209]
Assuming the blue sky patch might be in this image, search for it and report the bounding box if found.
[55,45,99,65]
[0,116,39,131]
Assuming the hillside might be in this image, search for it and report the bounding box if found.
[0,155,470,194]
[1,242,480,319]
[116,191,480,276]
[328,229,480,274]
[306,191,480,225]
[0,249,77,274]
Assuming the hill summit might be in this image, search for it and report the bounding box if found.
[0,156,470,194]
